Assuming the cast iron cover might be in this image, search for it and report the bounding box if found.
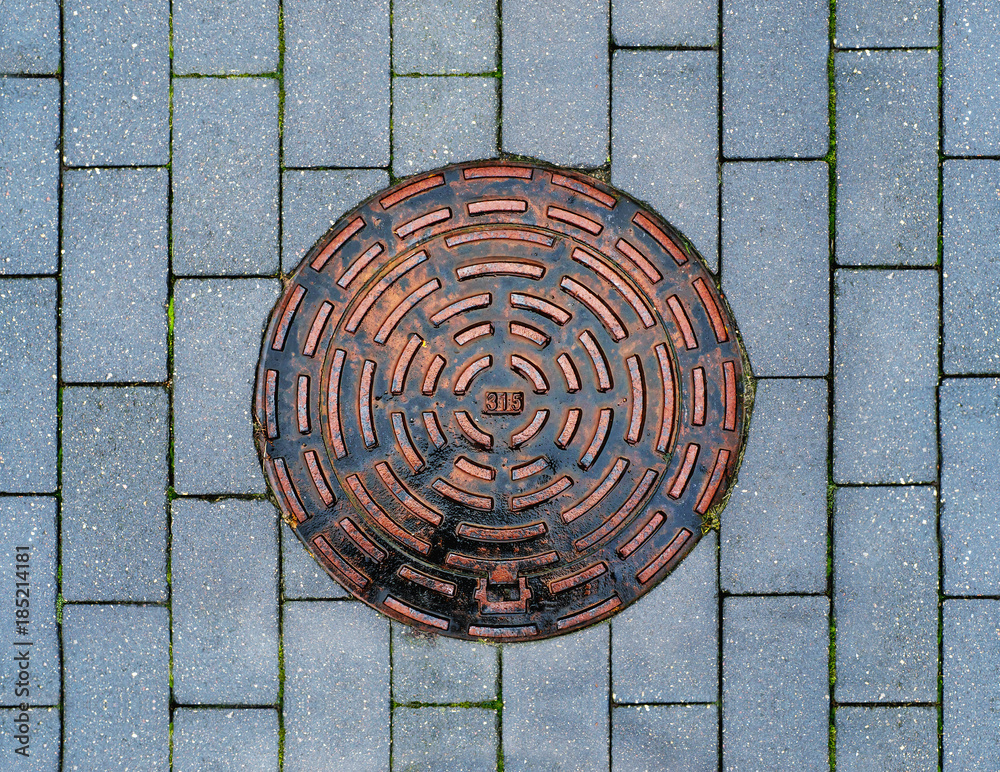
[255,161,749,641]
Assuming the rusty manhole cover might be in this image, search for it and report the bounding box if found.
[255,161,749,641]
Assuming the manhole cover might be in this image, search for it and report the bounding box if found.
[255,161,749,641]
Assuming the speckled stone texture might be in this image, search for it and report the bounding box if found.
[836,0,938,47]
[172,709,279,772]
[172,0,279,75]
[392,624,498,704]
[612,0,717,46]
[945,0,1000,155]
[836,707,938,772]
[612,705,719,772]
[281,521,348,599]
[0,0,60,74]
[393,0,498,74]
[393,707,498,771]
[0,707,60,770]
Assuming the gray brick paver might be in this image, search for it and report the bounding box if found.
[836,0,938,47]
[836,707,938,772]
[63,605,169,771]
[392,623,497,704]
[944,0,1000,156]
[63,0,169,166]
[393,707,498,772]
[612,0,717,46]
[172,78,279,276]
[172,0,279,75]
[0,78,59,275]
[281,521,348,599]
[502,0,609,167]
[612,705,718,772]
[722,0,829,159]
[283,601,389,772]
[284,0,390,167]
[0,0,60,74]
[833,269,939,484]
[61,168,168,382]
[612,50,719,269]
[503,624,609,772]
[61,387,168,602]
[836,50,939,267]
[0,707,59,770]
[0,278,57,493]
[834,486,939,703]
[721,379,828,594]
[172,708,279,772]
[393,0,498,74]
[172,499,278,705]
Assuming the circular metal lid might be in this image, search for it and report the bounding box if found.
[255,161,750,641]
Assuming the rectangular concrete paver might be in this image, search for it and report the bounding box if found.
[0,497,58,705]
[172,0,279,75]
[172,709,279,772]
[943,160,1000,373]
[943,600,1000,770]
[393,707,498,771]
[283,601,389,772]
[283,0,390,167]
[722,0,829,159]
[833,269,938,484]
[940,378,1000,595]
[836,707,938,772]
[392,623,497,704]
[171,499,278,705]
[172,78,279,276]
[612,0,717,47]
[836,0,938,47]
[503,624,609,772]
[0,78,59,275]
[835,50,939,266]
[613,534,718,702]
[502,0,609,167]
[723,595,830,772]
[281,521,348,599]
[0,707,59,770]
[173,278,280,495]
[612,705,718,772]
[834,486,939,703]
[721,161,829,376]
[721,379,828,594]
[0,0,60,74]
[61,387,168,602]
[944,0,1000,156]
[612,50,718,269]
[63,605,169,771]
[61,168,168,382]
[393,0,498,74]
[392,76,498,177]
[63,0,169,166]
[0,278,56,493]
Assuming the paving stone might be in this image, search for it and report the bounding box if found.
[0,279,56,493]
[0,497,58,704]
[834,486,939,703]
[281,520,347,599]
[173,708,279,772]
[392,76,498,177]
[503,624,609,772]
[612,705,718,772]
[173,278,281,495]
[612,0,717,46]
[833,269,938,484]
[283,601,389,772]
[172,499,278,705]
[63,0,169,166]
[836,50,939,266]
[720,380,828,594]
[722,596,830,771]
[613,533,718,702]
[721,162,830,376]
[0,79,59,275]
[172,78,279,276]
[173,0,278,75]
[722,0,829,159]
[0,707,59,770]
[502,0,609,167]
[0,1,59,74]
[940,378,1000,595]
[836,707,937,772]
[281,169,388,273]
[836,0,938,47]
[392,622,497,704]
[944,0,1000,156]
[943,600,1000,770]
[612,50,718,270]
[284,0,390,167]
[943,160,1000,373]
[61,168,168,382]
[393,707,497,771]
[61,387,168,602]
[63,605,169,771]
[393,0,498,74]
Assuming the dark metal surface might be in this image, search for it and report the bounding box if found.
[254,161,750,641]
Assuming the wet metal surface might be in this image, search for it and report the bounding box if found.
[255,161,750,641]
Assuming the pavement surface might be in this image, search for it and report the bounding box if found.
[1,0,999,769]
